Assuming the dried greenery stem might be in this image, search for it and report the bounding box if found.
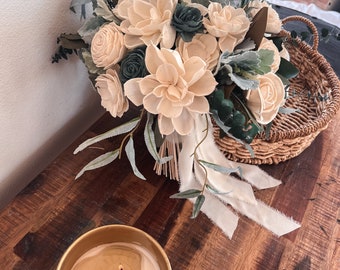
[118,109,145,159]
[192,114,210,194]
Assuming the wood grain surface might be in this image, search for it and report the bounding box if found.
[0,6,339,270]
[0,107,339,270]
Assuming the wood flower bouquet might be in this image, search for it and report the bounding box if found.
[53,0,340,238]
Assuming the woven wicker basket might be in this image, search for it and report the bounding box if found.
[213,16,340,165]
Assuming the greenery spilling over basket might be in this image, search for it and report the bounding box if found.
[213,16,340,165]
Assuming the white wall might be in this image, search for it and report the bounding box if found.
[0,1,104,209]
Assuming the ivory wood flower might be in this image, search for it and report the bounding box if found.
[246,72,285,125]
[203,2,250,53]
[176,33,219,71]
[96,69,129,118]
[114,0,177,49]
[124,44,217,135]
[91,22,126,70]
[248,0,282,34]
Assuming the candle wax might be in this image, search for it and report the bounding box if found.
[71,242,160,270]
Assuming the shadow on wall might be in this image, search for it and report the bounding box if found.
[0,100,104,211]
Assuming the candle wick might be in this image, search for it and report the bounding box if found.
[118,264,123,270]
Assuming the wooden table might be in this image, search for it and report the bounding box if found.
[1,6,339,270]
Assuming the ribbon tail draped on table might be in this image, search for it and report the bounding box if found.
[174,114,301,238]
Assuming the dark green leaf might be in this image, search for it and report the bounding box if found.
[300,31,310,41]
[321,28,329,38]
[277,57,299,80]
[218,99,234,122]
[291,31,298,39]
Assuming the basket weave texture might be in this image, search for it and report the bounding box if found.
[213,16,340,165]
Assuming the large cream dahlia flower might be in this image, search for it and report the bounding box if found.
[124,44,217,135]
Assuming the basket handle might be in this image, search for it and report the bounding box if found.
[281,15,319,51]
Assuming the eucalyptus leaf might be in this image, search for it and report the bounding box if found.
[144,113,172,164]
[74,117,140,154]
[125,136,146,180]
[191,194,205,219]
[170,189,201,199]
[75,149,119,179]
[199,160,242,176]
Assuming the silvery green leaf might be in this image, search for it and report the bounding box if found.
[170,189,201,199]
[278,107,300,114]
[74,117,140,154]
[206,184,232,195]
[199,160,242,176]
[75,149,119,179]
[95,0,115,21]
[226,51,260,67]
[78,16,107,38]
[144,113,172,164]
[256,49,274,74]
[258,49,274,67]
[219,50,232,63]
[191,194,205,219]
[125,136,146,180]
[229,73,259,90]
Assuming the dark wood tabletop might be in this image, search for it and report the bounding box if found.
[0,6,339,270]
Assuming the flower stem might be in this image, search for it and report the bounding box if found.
[192,114,210,194]
[118,109,145,159]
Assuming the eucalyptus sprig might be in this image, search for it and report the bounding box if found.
[74,110,146,180]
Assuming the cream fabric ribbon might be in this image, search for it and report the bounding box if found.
[177,114,300,239]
